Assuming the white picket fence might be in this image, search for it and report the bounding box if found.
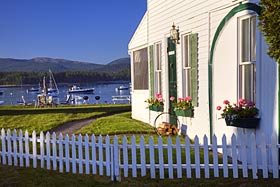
[0,128,279,181]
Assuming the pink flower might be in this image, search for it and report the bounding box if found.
[155,93,162,99]
[223,100,230,105]
[178,98,183,101]
[238,98,246,106]
[170,96,175,101]
[247,101,254,107]
[216,106,221,110]
[158,97,163,102]
[234,106,239,110]
[185,96,192,101]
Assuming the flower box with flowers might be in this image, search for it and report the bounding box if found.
[170,96,194,117]
[217,99,260,128]
[146,93,164,112]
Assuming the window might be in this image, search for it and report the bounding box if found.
[239,15,256,102]
[182,33,198,106]
[133,48,148,89]
[182,35,191,97]
[154,43,162,94]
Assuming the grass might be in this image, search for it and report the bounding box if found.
[0,106,279,186]
[77,112,156,135]
[0,104,131,133]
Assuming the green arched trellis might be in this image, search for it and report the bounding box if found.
[208,3,261,138]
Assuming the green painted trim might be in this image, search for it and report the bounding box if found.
[208,3,262,138]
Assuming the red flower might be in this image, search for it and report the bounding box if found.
[216,106,222,110]
[223,100,230,105]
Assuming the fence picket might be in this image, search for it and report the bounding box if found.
[194,136,200,178]
[40,132,45,168]
[105,135,110,176]
[250,133,258,179]
[32,131,37,168]
[158,136,164,179]
[98,135,103,175]
[271,133,279,178]
[18,130,24,167]
[52,133,57,170]
[131,136,137,178]
[59,133,64,173]
[222,135,228,178]
[65,135,70,172]
[24,130,29,167]
[71,134,77,174]
[176,136,182,178]
[203,135,209,178]
[167,136,174,179]
[91,135,97,174]
[240,132,248,178]
[231,134,238,178]
[149,136,155,178]
[140,136,146,177]
[12,129,18,166]
[78,134,83,174]
[7,129,12,165]
[212,135,219,177]
[1,129,6,165]
[122,136,128,177]
[84,135,90,174]
[46,132,51,170]
[260,134,268,178]
[113,135,120,181]
[185,135,191,178]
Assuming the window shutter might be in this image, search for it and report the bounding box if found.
[149,45,155,97]
[190,33,198,106]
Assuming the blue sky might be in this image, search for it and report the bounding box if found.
[0,0,146,64]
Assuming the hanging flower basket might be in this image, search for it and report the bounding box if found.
[175,108,194,117]
[149,105,164,112]
[225,116,260,128]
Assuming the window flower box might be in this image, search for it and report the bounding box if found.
[225,116,260,128]
[149,105,164,112]
[175,108,194,117]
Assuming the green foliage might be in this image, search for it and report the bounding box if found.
[259,0,280,63]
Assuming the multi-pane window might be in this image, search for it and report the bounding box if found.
[133,48,148,90]
[154,43,162,94]
[239,15,256,102]
[182,34,191,97]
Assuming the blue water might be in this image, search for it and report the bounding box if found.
[0,82,131,106]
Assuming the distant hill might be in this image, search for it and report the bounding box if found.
[0,57,130,73]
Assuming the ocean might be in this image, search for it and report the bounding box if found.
[0,82,131,106]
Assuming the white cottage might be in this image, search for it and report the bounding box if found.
[128,0,278,146]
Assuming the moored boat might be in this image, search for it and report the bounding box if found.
[0,101,4,105]
[115,85,130,91]
[0,90,4,95]
[68,85,95,94]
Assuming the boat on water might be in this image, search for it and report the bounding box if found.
[0,90,4,95]
[26,87,40,93]
[0,101,4,105]
[115,85,130,91]
[68,85,95,94]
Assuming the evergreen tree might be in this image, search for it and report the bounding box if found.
[259,0,280,63]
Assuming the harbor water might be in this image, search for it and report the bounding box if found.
[0,82,131,106]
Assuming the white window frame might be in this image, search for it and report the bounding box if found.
[238,14,256,102]
[154,42,162,94]
[182,34,191,97]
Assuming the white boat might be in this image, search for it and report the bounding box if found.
[0,101,4,105]
[115,85,130,91]
[68,85,95,94]
[112,95,131,104]
[26,87,40,93]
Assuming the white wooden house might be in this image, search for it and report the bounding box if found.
[128,0,278,149]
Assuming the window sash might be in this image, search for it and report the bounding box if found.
[154,43,162,94]
[183,34,191,97]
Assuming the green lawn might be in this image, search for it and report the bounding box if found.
[0,104,131,133]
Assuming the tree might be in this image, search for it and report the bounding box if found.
[259,0,280,63]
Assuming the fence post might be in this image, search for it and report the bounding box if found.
[1,129,6,165]
[32,131,37,168]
